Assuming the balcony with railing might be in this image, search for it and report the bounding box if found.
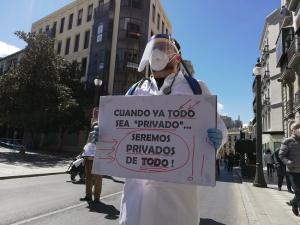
[276,27,294,67]
[261,44,269,62]
[287,36,300,68]
[264,70,270,81]
[280,65,296,85]
[280,7,293,28]
[294,7,300,33]
[287,0,299,11]
[263,97,270,106]
[295,90,300,110]
[285,99,294,117]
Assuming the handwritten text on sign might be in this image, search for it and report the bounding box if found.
[92,95,217,186]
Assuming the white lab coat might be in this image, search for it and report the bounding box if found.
[119,71,228,225]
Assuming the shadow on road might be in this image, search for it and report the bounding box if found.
[87,201,120,220]
[199,218,226,225]
[216,167,242,184]
[0,151,71,168]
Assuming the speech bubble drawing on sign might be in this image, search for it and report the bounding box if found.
[114,129,190,173]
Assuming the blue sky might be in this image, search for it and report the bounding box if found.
[0,0,280,124]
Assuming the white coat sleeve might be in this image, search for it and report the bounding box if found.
[198,80,228,153]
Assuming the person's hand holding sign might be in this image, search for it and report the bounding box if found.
[207,128,223,150]
[91,123,99,144]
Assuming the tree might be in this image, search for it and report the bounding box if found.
[0,31,89,149]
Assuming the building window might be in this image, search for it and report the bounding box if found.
[52,21,57,38]
[157,14,160,30]
[68,13,73,30]
[152,4,155,23]
[60,17,65,33]
[57,41,62,55]
[127,22,140,33]
[84,30,90,49]
[125,51,138,63]
[77,9,83,26]
[123,18,141,38]
[45,25,50,32]
[97,23,103,43]
[98,0,104,6]
[121,0,141,8]
[118,49,140,72]
[132,0,140,8]
[166,28,168,34]
[87,4,93,22]
[151,30,154,37]
[39,28,43,33]
[74,34,80,52]
[65,37,71,55]
[81,57,87,76]
[162,21,165,34]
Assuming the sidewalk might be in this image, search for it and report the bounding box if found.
[236,167,300,225]
[0,147,73,179]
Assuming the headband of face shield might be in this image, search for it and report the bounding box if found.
[138,36,180,72]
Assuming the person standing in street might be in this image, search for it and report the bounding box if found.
[118,34,228,225]
[227,151,234,172]
[80,122,102,203]
[264,149,274,177]
[216,153,221,176]
[273,148,292,192]
[279,121,300,216]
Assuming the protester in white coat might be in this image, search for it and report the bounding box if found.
[118,34,228,225]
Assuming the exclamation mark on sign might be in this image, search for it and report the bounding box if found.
[171,160,174,167]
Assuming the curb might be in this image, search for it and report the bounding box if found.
[0,172,67,180]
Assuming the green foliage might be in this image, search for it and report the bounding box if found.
[0,31,89,139]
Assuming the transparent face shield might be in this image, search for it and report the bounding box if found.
[138,38,179,72]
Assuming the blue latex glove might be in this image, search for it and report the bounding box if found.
[91,124,99,144]
[207,128,223,150]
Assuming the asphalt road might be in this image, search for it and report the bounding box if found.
[1,169,249,225]
[0,174,124,225]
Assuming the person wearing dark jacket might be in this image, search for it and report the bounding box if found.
[279,122,300,216]
[273,148,292,192]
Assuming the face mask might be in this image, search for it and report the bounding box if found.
[149,49,175,71]
[294,128,300,137]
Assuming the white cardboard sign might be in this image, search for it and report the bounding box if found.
[92,95,217,186]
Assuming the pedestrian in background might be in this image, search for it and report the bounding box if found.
[224,152,228,170]
[279,121,300,216]
[216,153,221,176]
[273,148,292,192]
[80,122,102,203]
[227,151,234,172]
[264,149,274,177]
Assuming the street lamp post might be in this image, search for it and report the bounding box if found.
[252,58,267,188]
[94,76,103,107]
